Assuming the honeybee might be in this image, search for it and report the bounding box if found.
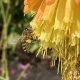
[21,25,39,53]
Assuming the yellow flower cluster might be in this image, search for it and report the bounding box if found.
[24,0,80,80]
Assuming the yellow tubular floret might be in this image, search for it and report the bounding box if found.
[24,0,80,80]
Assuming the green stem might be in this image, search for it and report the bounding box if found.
[1,23,10,80]
[0,0,11,80]
[17,64,30,80]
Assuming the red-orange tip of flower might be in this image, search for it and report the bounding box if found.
[45,0,55,5]
[75,0,80,5]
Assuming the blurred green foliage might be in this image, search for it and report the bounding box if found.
[0,0,35,80]
[0,0,34,51]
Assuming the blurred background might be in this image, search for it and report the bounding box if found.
[0,0,60,80]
